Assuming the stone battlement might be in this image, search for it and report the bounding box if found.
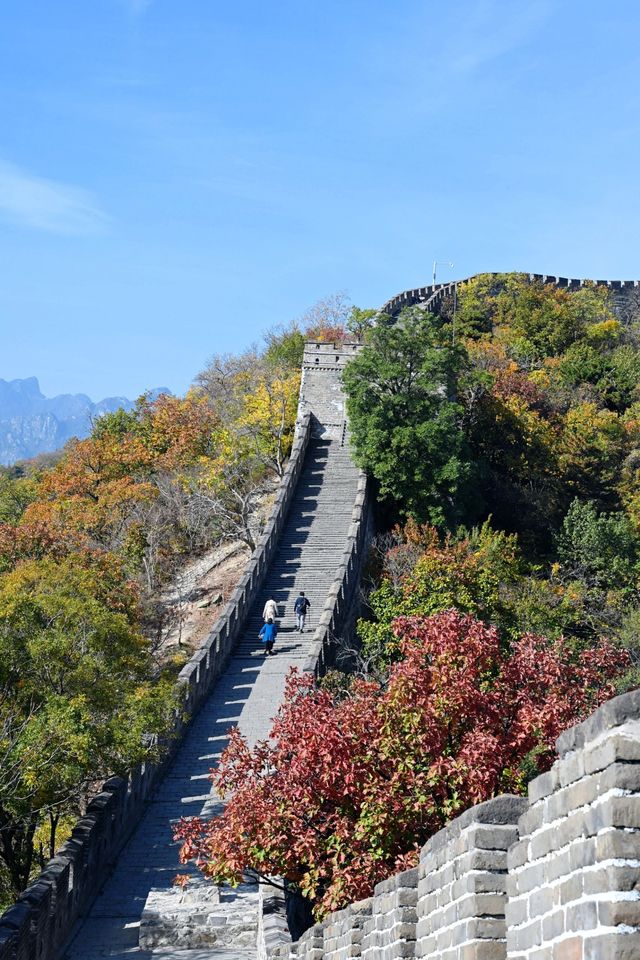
[265,689,640,960]
[382,273,640,321]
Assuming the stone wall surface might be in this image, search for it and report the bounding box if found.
[324,898,372,960]
[265,691,640,960]
[361,868,418,960]
[298,342,362,441]
[416,796,525,960]
[506,690,640,960]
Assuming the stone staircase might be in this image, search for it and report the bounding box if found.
[62,438,362,960]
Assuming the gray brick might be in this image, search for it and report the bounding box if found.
[507,839,529,871]
[600,760,640,793]
[585,732,640,774]
[565,900,598,932]
[598,898,640,927]
[460,943,506,960]
[583,863,640,895]
[529,885,553,917]
[512,917,542,952]
[558,750,585,787]
[596,829,640,860]
[541,908,564,941]
[558,873,583,906]
[584,932,640,960]
[516,861,550,894]
[568,835,596,872]
[528,767,559,803]
[505,896,528,927]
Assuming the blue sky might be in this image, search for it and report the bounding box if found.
[1,0,639,399]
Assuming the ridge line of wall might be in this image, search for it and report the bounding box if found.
[382,273,640,317]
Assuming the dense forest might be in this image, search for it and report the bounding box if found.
[177,275,640,919]
[4,274,640,922]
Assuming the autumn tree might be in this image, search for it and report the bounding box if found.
[176,611,626,920]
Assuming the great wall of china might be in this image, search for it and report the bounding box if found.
[1,275,640,960]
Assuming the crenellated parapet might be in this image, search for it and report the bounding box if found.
[265,689,640,960]
[382,273,640,322]
[298,340,362,441]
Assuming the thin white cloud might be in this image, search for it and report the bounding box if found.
[0,161,109,236]
[119,0,153,15]
[448,0,552,75]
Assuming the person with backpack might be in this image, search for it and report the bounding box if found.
[259,617,278,656]
[293,591,310,632]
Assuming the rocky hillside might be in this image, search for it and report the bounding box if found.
[0,377,170,465]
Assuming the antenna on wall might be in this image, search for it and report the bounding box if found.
[432,260,454,285]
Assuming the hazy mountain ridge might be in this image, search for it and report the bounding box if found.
[0,378,170,465]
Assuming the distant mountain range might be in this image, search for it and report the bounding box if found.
[0,378,171,466]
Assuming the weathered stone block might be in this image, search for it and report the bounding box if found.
[511,917,542,953]
[557,873,583,906]
[598,898,640,927]
[552,937,583,960]
[507,839,529,871]
[139,883,260,950]
[541,908,564,942]
[568,835,596,872]
[583,931,640,960]
[584,863,640,896]
[528,767,559,803]
[565,900,598,933]
[596,828,640,860]
[505,895,527,928]
[585,728,640,774]
[512,861,548,895]
[460,942,506,960]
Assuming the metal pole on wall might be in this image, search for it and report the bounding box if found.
[433,260,454,286]
[452,282,458,346]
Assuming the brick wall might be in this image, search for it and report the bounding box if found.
[417,796,525,960]
[506,690,640,959]
[263,691,640,960]
[361,868,418,960]
[298,339,373,679]
[324,898,372,960]
[298,341,361,441]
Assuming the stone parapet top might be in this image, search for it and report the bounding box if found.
[555,688,640,757]
[420,795,527,859]
[382,272,640,316]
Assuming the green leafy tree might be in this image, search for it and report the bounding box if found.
[343,308,472,526]
[0,555,175,896]
[555,498,638,590]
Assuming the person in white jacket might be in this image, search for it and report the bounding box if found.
[262,597,279,623]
